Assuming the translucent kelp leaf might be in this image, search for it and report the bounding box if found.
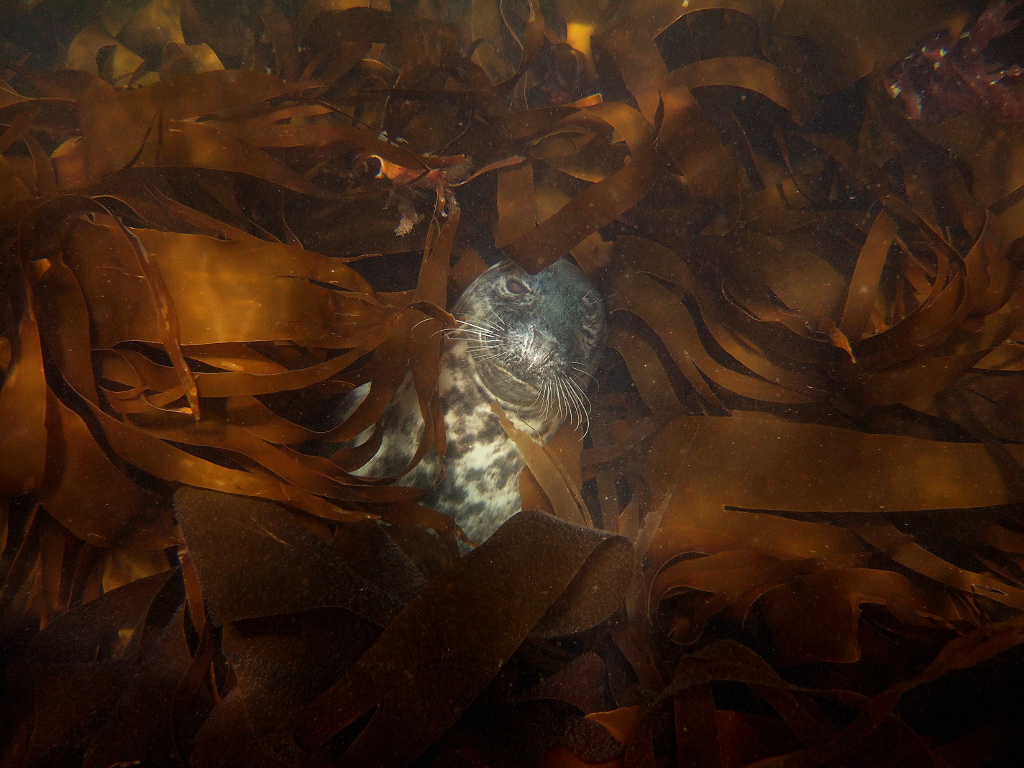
[967,122,1024,209]
[592,17,669,121]
[19,202,405,518]
[854,521,1024,610]
[754,568,958,664]
[119,0,186,61]
[193,339,389,399]
[0,156,34,207]
[838,210,899,341]
[295,2,400,47]
[773,0,965,91]
[65,219,390,348]
[540,706,634,767]
[606,325,682,417]
[649,415,1024,524]
[714,228,848,325]
[111,217,201,419]
[505,142,661,273]
[616,0,778,41]
[0,501,8,559]
[20,132,57,197]
[610,267,812,406]
[159,42,226,78]
[643,413,1024,649]
[613,235,829,402]
[66,24,147,81]
[406,197,456,474]
[79,389,359,519]
[40,391,174,548]
[495,161,536,247]
[74,71,307,184]
[493,400,589,528]
[530,125,630,183]
[136,121,325,194]
[0,298,46,497]
[667,56,814,124]
[100,547,171,593]
[189,689,276,768]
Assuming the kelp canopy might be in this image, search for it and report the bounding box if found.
[3,0,1024,765]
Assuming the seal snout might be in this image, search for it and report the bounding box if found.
[522,326,560,369]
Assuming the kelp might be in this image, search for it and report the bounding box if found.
[4,0,1024,766]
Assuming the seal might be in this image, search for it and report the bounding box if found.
[350,258,606,542]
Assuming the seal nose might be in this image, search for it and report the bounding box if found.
[524,327,558,367]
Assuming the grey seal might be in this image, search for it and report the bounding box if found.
[349,258,606,543]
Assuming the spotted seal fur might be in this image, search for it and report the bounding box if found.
[350,258,606,542]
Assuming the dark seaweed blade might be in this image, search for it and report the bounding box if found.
[296,511,632,766]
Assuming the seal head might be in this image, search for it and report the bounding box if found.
[450,259,606,428]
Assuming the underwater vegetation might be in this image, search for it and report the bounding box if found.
[3,0,1024,765]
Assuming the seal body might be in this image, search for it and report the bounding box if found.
[354,258,606,542]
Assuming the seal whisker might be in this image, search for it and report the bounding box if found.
[457,319,503,335]
[458,327,501,339]
[578,387,591,431]
[550,377,564,420]
[573,380,592,415]
[564,376,590,434]
[546,378,557,419]
[568,380,583,430]
[555,376,569,425]
[451,336,499,348]
[536,380,550,413]
[558,376,573,423]
[571,362,598,382]
[447,324,496,334]
[445,328,498,341]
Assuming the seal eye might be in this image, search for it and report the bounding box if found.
[505,278,529,295]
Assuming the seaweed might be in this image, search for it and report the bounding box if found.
[4,1,1024,766]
